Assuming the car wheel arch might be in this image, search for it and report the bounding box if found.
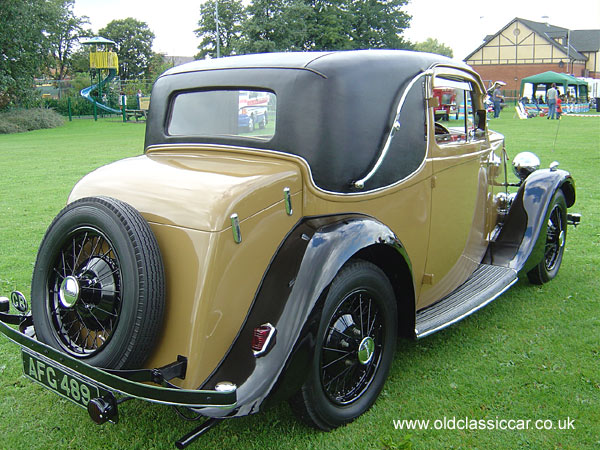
[353,244,415,338]
[558,177,575,207]
[484,169,575,275]
[196,214,414,417]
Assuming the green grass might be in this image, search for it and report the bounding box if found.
[0,114,599,449]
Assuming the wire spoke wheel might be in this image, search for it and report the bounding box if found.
[527,190,567,285]
[31,196,165,369]
[543,204,565,272]
[289,259,397,430]
[48,227,122,357]
[321,290,384,405]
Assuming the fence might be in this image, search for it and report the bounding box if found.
[35,78,154,118]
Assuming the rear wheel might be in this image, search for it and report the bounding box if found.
[527,190,567,284]
[289,260,397,430]
[31,196,165,369]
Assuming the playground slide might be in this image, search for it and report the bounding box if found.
[80,68,122,114]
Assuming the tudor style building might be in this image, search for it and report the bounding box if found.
[465,18,600,91]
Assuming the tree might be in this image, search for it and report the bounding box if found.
[195,0,245,59]
[347,0,412,49]
[45,0,90,82]
[239,0,412,54]
[239,0,314,53]
[0,0,52,108]
[414,38,453,58]
[69,47,93,74]
[148,53,175,81]
[99,18,155,79]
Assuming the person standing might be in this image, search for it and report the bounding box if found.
[547,83,558,119]
[556,94,563,120]
[493,85,504,118]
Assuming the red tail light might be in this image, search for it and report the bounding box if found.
[251,323,276,357]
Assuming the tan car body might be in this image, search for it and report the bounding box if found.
[68,63,506,389]
[0,51,578,443]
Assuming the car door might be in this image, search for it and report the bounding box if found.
[418,68,491,309]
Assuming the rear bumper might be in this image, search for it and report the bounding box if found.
[0,311,237,409]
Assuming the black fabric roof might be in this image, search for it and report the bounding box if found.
[145,50,464,193]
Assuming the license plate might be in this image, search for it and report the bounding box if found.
[22,350,101,408]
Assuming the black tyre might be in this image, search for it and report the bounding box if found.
[289,259,397,430]
[527,190,567,285]
[31,196,165,369]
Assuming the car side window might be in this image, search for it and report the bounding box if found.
[433,76,484,146]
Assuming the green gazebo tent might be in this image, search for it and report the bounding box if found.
[520,71,588,101]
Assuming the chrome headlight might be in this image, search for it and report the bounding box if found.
[512,152,540,181]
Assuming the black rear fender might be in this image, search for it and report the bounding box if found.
[198,214,414,417]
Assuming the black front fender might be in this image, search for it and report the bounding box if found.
[198,214,413,417]
[484,168,575,273]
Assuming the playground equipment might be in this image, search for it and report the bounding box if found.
[80,37,121,114]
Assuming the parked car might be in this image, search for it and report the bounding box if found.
[0,50,580,448]
[238,90,270,132]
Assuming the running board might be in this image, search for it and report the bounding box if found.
[415,264,517,338]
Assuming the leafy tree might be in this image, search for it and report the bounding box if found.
[196,0,411,57]
[69,47,93,74]
[148,53,175,81]
[45,0,90,82]
[195,0,245,59]
[0,0,52,108]
[414,38,453,58]
[239,0,411,53]
[239,0,314,53]
[347,0,412,49]
[99,18,155,79]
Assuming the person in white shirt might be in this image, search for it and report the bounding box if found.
[547,83,558,119]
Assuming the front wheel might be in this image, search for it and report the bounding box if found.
[289,259,397,430]
[527,190,567,284]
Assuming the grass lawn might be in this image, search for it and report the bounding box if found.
[0,114,599,449]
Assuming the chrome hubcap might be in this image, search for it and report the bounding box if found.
[59,276,80,308]
[558,230,565,248]
[358,336,375,365]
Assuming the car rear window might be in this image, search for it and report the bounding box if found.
[168,89,276,139]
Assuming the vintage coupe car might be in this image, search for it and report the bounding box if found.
[0,50,580,448]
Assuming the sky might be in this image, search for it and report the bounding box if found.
[73,0,600,59]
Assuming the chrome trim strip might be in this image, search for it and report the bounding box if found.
[415,276,518,339]
[147,141,429,198]
[354,70,433,189]
[230,213,242,243]
[283,187,293,215]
